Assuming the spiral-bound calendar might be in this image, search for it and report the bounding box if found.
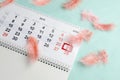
[0,3,80,80]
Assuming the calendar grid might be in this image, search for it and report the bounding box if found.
[0,3,80,73]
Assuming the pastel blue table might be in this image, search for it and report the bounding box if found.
[2,0,120,80]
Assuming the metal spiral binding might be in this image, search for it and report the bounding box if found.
[0,39,70,72]
[38,56,70,72]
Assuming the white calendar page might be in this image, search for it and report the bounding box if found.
[0,3,81,71]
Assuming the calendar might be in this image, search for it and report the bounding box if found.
[0,3,81,72]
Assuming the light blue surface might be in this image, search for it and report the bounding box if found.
[1,0,120,80]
